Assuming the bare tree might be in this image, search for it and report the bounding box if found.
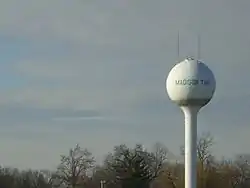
[197,132,214,167]
[230,155,250,188]
[150,142,169,178]
[180,132,214,163]
[53,144,95,188]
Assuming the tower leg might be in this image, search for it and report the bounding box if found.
[181,106,199,188]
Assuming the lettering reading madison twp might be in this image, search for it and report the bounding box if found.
[175,79,210,86]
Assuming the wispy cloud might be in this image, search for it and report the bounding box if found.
[52,116,109,121]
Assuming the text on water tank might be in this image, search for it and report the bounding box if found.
[175,79,210,85]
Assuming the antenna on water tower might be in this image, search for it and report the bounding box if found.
[177,31,180,60]
[197,34,201,60]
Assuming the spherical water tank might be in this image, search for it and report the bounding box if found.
[166,57,216,107]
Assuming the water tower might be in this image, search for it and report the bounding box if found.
[166,57,216,188]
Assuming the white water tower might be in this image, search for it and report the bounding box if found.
[166,57,216,188]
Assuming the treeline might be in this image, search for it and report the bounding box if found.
[0,133,250,188]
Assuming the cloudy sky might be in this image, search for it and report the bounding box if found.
[0,0,250,170]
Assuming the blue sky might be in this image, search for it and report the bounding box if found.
[0,0,250,170]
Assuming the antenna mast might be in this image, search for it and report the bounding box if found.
[197,34,201,60]
[177,31,180,61]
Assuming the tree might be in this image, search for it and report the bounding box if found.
[150,142,169,178]
[16,170,52,188]
[105,143,168,188]
[196,132,214,188]
[197,132,214,167]
[230,155,250,188]
[53,144,95,188]
[180,132,214,163]
[0,167,17,188]
[0,167,52,188]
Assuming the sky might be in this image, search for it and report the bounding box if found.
[0,0,250,170]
